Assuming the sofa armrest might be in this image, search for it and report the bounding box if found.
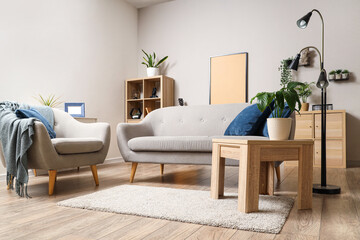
[116,122,153,161]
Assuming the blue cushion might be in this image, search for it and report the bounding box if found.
[261,105,292,137]
[224,104,273,136]
[15,108,56,139]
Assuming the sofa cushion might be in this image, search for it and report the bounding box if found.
[224,104,273,136]
[52,138,103,154]
[128,135,269,152]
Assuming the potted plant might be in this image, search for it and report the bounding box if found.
[251,81,303,140]
[335,69,342,80]
[296,82,315,111]
[141,49,168,77]
[328,70,336,80]
[342,69,349,79]
[279,58,293,87]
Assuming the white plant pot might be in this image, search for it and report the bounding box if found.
[335,73,342,80]
[267,118,292,140]
[342,73,349,79]
[147,67,159,77]
[328,74,335,80]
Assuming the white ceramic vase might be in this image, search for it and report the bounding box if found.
[335,73,342,80]
[342,73,349,79]
[147,67,159,77]
[267,118,292,140]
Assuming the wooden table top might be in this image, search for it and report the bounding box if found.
[212,138,314,145]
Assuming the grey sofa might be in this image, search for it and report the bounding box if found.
[0,108,111,195]
[117,103,295,183]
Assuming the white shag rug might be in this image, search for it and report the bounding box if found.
[57,185,294,234]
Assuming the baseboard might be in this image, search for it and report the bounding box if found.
[0,156,124,182]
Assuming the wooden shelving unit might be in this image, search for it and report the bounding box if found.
[125,75,174,123]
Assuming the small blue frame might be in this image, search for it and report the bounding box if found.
[64,102,85,117]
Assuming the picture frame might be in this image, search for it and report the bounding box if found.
[65,102,85,117]
[209,52,248,104]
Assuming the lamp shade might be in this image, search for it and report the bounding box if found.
[297,11,313,29]
[288,54,301,71]
[316,69,329,89]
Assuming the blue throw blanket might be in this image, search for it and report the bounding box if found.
[0,102,34,197]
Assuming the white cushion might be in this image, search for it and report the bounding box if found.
[128,135,268,152]
[52,138,103,154]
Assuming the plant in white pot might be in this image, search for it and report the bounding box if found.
[296,81,315,111]
[335,69,342,80]
[141,49,168,77]
[251,81,303,140]
[328,70,336,80]
[341,69,349,79]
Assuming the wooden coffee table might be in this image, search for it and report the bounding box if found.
[210,138,314,213]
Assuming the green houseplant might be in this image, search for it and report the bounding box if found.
[328,70,336,80]
[34,94,62,108]
[141,49,168,77]
[335,69,342,80]
[296,82,315,111]
[279,58,293,87]
[341,69,349,79]
[251,81,304,140]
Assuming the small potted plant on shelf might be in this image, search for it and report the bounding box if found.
[342,69,349,79]
[279,57,293,87]
[296,82,315,111]
[328,70,336,80]
[251,81,303,140]
[335,69,342,80]
[141,49,168,77]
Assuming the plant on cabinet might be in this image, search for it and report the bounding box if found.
[296,81,315,111]
[141,49,168,77]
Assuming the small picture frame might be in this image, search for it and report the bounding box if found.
[65,102,85,117]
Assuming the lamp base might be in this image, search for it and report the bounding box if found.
[313,184,341,194]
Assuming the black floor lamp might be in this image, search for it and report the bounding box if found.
[289,9,340,194]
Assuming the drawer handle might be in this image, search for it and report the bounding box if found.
[309,126,312,128]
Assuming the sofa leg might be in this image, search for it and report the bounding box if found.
[130,162,138,183]
[33,169,37,177]
[160,164,164,175]
[90,165,99,186]
[275,166,281,182]
[48,170,57,196]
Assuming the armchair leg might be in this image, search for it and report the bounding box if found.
[90,165,99,186]
[48,170,57,196]
[275,166,281,182]
[33,169,37,177]
[160,164,164,175]
[130,162,138,183]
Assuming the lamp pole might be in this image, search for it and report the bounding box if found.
[291,9,340,194]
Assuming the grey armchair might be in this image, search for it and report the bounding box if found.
[0,108,110,195]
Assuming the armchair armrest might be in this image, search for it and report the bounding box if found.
[116,122,153,161]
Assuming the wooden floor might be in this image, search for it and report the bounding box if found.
[0,162,359,240]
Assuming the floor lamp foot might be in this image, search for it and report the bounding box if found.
[313,184,341,194]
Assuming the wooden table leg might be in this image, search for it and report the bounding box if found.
[238,145,260,213]
[298,144,313,210]
[210,143,225,199]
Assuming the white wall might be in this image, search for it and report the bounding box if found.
[0,0,138,174]
[138,0,360,163]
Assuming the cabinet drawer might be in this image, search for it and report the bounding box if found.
[314,140,344,168]
[315,113,343,138]
[295,114,313,139]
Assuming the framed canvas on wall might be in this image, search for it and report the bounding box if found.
[210,52,248,104]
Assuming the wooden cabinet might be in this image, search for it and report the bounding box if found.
[288,110,346,168]
[125,75,174,123]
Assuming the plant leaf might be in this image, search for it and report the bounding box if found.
[155,56,168,67]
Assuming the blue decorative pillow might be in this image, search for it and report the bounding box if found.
[261,105,292,137]
[15,108,56,139]
[224,104,273,136]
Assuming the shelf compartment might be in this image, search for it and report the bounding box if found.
[144,78,161,99]
[127,101,143,120]
[127,80,143,100]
